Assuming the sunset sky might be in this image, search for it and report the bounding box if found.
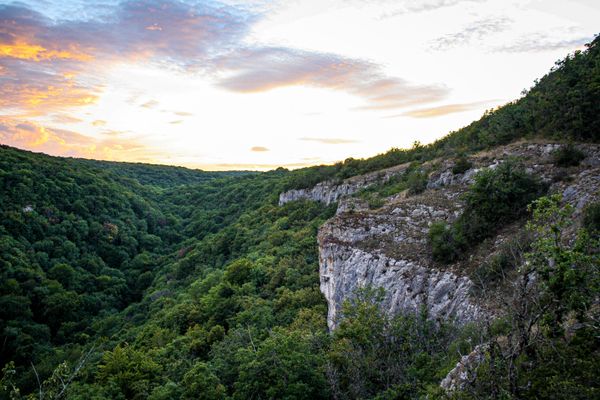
[1,0,598,170]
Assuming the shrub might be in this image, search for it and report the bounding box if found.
[429,161,545,263]
[471,232,531,290]
[582,201,600,234]
[428,221,464,263]
[459,160,546,239]
[452,155,473,175]
[552,144,585,167]
[407,170,428,195]
[366,194,385,209]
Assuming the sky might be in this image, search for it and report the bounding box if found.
[0,0,598,170]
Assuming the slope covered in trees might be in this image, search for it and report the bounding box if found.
[75,158,253,188]
[0,37,599,399]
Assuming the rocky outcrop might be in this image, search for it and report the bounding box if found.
[312,143,600,330]
[318,185,484,329]
[278,182,360,206]
[320,246,482,330]
[440,345,487,392]
[278,143,600,331]
[278,163,411,206]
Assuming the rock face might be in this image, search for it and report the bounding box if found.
[280,142,600,392]
[319,246,482,330]
[281,143,600,331]
[318,186,483,329]
[278,163,411,206]
[312,144,600,329]
[440,345,487,392]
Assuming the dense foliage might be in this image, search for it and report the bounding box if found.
[75,159,252,188]
[448,196,599,399]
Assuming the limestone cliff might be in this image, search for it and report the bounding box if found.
[281,142,600,330]
[318,188,483,329]
[278,163,411,206]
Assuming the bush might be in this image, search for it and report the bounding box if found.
[407,170,428,195]
[460,160,546,238]
[553,144,586,167]
[429,161,545,263]
[471,232,531,290]
[582,201,600,234]
[428,221,464,263]
[452,155,473,175]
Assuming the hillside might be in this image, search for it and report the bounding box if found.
[0,37,599,400]
[74,158,254,188]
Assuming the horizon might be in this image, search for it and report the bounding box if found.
[0,0,598,171]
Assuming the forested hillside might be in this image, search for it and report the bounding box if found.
[0,37,598,399]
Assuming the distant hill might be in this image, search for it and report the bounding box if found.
[75,158,254,188]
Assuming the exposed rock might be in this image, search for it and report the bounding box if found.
[560,168,600,214]
[278,163,412,205]
[336,198,369,215]
[319,245,482,330]
[440,345,487,392]
[318,186,483,330]
[279,143,600,334]
[427,170,454,189]
[316,143,600,329]
[280,142,600,392]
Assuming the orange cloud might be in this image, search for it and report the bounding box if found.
[300,137,359,144]
[217,47,447,109]
[92,120,107,126]
[0,77,98,114]
[398,102,491,118]
[141,100,159,108]
[0,118,159,163]
[0,1,252,116]
[0,41,92,61]
[51,114,84,124]
[250,146,269,152]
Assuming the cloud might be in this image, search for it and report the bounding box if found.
[250,146,269,151]
[169,120,183,124]
[0,1,252,63]
[92,119,107,126]
[0,117,159,162]
[0,1,254,114]
[430,17,512,50]
[140,100,159,108]
[1,1,449,116]
[0,59,99,114]
[51,114,83,124]
[217,47,447,109]
[299,137,359,144]
[395,101,489,118]
[380,0,487,18]
[174,111,194,116]
[494,33,593,53]
[0,42,92,62]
